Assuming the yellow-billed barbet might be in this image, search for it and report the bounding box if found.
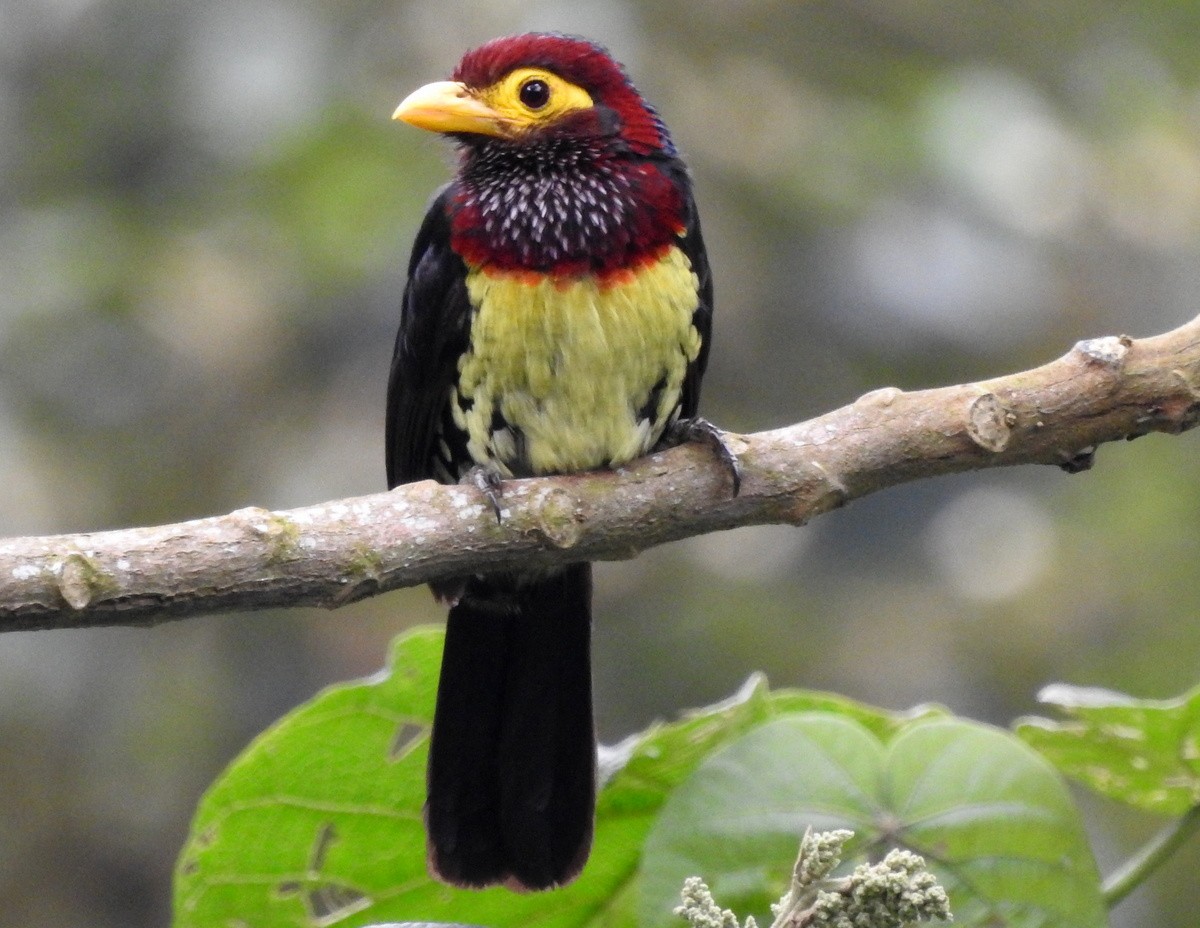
[388,33,715,891]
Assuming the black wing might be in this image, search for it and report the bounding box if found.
[672,164,713,420]
[386,185,472,488]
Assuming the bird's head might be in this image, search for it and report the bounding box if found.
[392,33,674,157]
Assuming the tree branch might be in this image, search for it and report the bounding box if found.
[3,315,1199,632]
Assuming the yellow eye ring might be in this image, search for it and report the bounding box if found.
[485,68,594,125]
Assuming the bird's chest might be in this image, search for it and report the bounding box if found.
[450,246,702,477]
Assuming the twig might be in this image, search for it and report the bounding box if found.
[1103,804,1200,909]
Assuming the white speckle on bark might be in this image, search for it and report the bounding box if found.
[1075,336,1129,368]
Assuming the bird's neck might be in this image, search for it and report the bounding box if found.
[448,140,684,278]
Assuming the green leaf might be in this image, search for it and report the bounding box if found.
[173,627,441,928]
[173,628,936,928]
[641,715,1105,928]
[1016,682,1200,815]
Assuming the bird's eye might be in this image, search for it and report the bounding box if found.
[519,79,551,109]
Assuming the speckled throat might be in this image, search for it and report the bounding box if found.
[448,137,682,274]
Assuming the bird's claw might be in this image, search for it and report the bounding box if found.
[461,465,506,523]
[667,417,742,497]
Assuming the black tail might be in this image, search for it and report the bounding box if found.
[425,563,595,891]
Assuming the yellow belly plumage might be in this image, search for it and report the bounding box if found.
[454,245,702,477]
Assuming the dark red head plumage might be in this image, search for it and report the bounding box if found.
[452,33,675,157]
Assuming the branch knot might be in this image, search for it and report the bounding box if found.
[1074,335,1130,369]
[966,392,1012,453]
[529,486,583,549]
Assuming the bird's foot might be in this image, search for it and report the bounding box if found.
[461,464,506,523]
[666,417,742,497]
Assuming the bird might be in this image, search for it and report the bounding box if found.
[387,32,728,891]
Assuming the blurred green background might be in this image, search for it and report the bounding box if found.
[2,1,1199,925]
